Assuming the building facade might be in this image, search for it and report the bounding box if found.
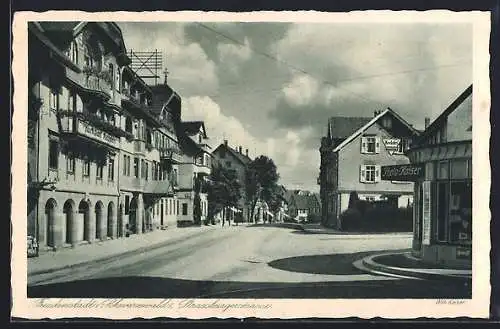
[286,190,321,222]
[211,140,252,222]
[319,108,421,229]
[405,85,472,268]
[27,21,209,252]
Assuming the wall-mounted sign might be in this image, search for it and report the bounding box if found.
[383,138,401,155]
[456,247,472,260]
[381,163,425,182]
[422,181,431,246]
[78,120,119,148]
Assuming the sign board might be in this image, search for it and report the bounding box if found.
[422,181,431,245]
[456,247,472,260]
[381,163,425,182]
[383,138,401,155]
[78,120,119,148]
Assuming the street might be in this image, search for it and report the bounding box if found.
[28,225,471,299]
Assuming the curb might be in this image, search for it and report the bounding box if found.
[360,252,472,282]
[28,227,214,276]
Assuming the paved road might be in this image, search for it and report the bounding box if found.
[28,225,471,298]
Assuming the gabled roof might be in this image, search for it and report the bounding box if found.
[332,108,420,153]
[213,143,252,165]
[417,84,473,143]
[328,117,372,140]
[182,121,207,138]
[291,194,320,210]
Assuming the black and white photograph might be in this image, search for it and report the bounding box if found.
[11,10,491,319]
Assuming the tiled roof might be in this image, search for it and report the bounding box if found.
[292,194,320,210]
[328,117,372,140]
[182,121,204,136]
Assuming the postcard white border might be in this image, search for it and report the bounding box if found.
[11,10,491,319]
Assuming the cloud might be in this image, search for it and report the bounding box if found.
[217,37,252,75]
[118,22,218,96]
[181,96,319,191]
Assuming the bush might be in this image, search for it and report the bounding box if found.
[307,213,322,223]
[339,208,362,230]
[348,191,359,209]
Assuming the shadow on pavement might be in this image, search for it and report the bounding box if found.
[267,251,390,275]
[28,275,472,299]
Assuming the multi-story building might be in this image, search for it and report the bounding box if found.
[176,121,212,225]
[286,190,321,222]
[27,21,208,252]
[404,85,472,267]
[319,108,421,229]
[211,140,252,222]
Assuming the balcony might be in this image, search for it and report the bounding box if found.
[66,66,112,100]
[58,111,121,149]
[134,140,146,155]
[145,180,175,196]
[160,147,182,163]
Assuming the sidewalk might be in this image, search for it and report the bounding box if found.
[301,223,413,237]
[353,250,472,281]
[28,225,216,276]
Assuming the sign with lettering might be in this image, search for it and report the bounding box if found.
[383,138,401,155]
[381,163,425,182]
[456,247,472,260]
[422,181,431,245]
[78,120,119,148]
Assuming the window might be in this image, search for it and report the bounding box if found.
[141,159,146,178]
[448,182,472,244]
[49,89,58,110]
[109,63,114,88]
[360,165,380,183]
[125,195,130,214]
[66,154,75,173]
[134,158,139,178]
[361,136,380,154]
[145,162,149,180]
[396,138,409,154]
[382,117,392,129]
[48,139,59,170]
[436,182,449,242]
[68,91,77,112]
[83,159,90,176]
[71,41,78,64]
[169,199,172,215]
[226,161,232,168]
[96,163,104,180]
[182,203,188,215]
[177,200,180,215]
[108,158,115,181]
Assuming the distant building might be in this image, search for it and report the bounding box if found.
[405,85,472,267]
[287,190,321,222]
[211,140,252,221]
[319,108,421,229]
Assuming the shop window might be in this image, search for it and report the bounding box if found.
[450,159,468,179]
[182,203,188,215]
[48,139,59,170]
[438,161,449,180]
[436,182,449,242]
[449,181,472,245]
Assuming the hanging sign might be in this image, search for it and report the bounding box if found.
[381,163,425,182]
[383,138,401,155]
[422,181,431,245]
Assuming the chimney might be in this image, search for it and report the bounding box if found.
[239,146,242,154]
[246,149,249,157]
[224,139,228,147]
[424,117,430,129]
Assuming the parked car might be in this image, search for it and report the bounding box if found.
[27,235,39,257]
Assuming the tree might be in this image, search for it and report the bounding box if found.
[245,155,280,223]
[207,165,242,225]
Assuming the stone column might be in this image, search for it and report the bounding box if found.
[70,209,79,247]
[87,206,96,243]
[118,204,125,238]
[110,203,117,239]
[136,194,143,234]
[52,212,64,249]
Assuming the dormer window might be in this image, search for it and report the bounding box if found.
[382,116,392,129]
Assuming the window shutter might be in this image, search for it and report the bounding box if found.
[360,137,367,154]
[360,165,366,183]
[375,165,381,182]
[375,137,381,154]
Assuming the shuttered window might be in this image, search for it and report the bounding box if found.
[360,165,381,183]
[360,136,380,154]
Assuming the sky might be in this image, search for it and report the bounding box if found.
[117,21,472,193]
